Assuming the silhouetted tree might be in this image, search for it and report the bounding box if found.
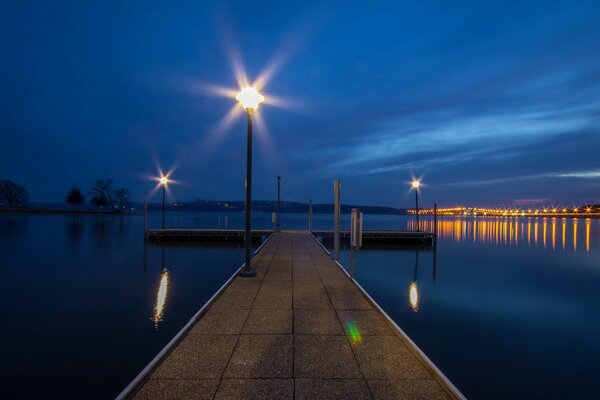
[0,179,30,206]
[115,188,130,209]
[65,186,85,209]
[89,179,113,208]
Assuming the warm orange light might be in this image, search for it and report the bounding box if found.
[159,176,169,186]
[411,180,421,189]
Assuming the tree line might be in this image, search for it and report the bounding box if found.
[0,178,130,210]
[65,179,130,209]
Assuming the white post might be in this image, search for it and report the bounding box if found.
[334,180,341,260]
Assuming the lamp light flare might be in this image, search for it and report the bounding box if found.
[236,87,265,111]
[411,180,421,189]
[159,176,169,186]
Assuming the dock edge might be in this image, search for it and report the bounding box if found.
[310,233,467,400]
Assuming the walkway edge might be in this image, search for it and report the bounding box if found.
[114,235,274,400]
[310,233,467,400]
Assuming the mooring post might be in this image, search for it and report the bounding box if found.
[143,201,148,241]
[308,199,313,233]
[334,180,341,260]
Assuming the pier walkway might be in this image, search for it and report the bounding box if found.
[128,232,460,400]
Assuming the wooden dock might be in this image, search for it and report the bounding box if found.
[120,232,462,400]
[146,229,273,244]
[146,229,434,247]
[313,230,435,247]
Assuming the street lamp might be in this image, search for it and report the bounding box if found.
[159,175,169,229]
[411,180,421,231]
[236,87,265,277]
[277,176,281,230]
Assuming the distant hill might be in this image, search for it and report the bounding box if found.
[154,200,409,215]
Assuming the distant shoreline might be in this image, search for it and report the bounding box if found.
[0,207,138,216]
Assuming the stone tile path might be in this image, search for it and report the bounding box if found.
[133,232,453,400]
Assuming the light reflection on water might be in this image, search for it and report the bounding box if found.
[407,217,594,252]
[152,269,170,327]
[338,216,600,400]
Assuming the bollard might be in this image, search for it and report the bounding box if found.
[351,208,363,249]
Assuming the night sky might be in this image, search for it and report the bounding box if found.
[1,1,599,208]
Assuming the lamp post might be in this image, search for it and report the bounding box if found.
[411,180,420,231]
[277,175,281,230]
[236,87,265,277]
[159,176,169,229]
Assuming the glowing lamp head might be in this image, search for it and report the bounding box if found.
[236,87,265,111]
[159,176,169,186]
[411,180,421,189]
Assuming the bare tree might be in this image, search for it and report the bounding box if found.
[0,179,30,206]
[65,186,85,209]
[115,188,130,209]
[89,179,114,209]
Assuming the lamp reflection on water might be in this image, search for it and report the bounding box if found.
[153,268,170,327]
[409,282,419,311]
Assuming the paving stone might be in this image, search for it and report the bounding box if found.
[215,379,293,400]
[294,309,345,335]
[211,291,256,310]
[252,284,293,309]
[223,335,293,378]
[133,379,219,400]
[293,284,332,309]
[152,334,238,379]
[242,308,293,334]
[294,335,362,378]
[327,287,373,310]
[189,308,250,335]
[295,379,372,400]
[350,336,430,379]
[227,279,262,293]
[336,310,395,336]
[368,379,451,400]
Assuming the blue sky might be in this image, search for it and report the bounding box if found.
[1,0,599,207]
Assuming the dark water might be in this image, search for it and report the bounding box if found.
[334,216,600,400]
[1,212,599,399]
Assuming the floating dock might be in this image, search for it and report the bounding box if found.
[313,229,435,247]
[119,232,463,400]
[145,228,273,244]
[146,229,434,247]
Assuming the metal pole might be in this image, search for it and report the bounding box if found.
[240,110,256,277]
[144,201,148,240]
[308,199,313,232]
[162,185,165,229]
[415,189,419,231]
[277,176,281,230]
[433,202,438,244]
[334,180,341,260]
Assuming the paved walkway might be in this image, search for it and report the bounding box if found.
[133,232,453,400]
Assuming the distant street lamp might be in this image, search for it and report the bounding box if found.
[159,175,169,229]
[277,175,281,230]
[411,180,421,231]
[236,87,265,277]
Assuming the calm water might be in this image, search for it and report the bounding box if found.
[1,212,599,399]
[334,216,600,400]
